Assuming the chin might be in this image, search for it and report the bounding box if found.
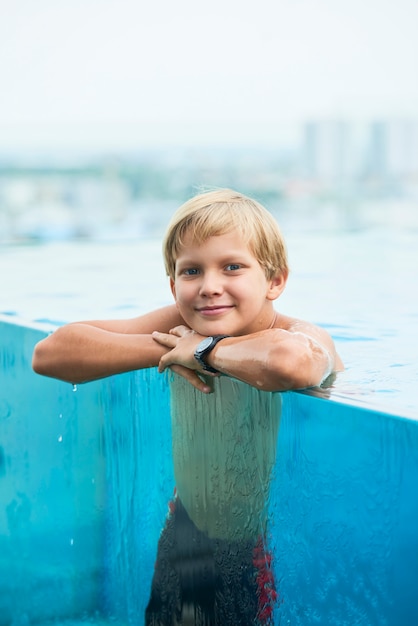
[202,325,238,338]
[192,322,227,336]
[188,313,240,337]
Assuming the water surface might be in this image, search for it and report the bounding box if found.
[1,227,417,417]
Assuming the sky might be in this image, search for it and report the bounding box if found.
[0,0,417,152]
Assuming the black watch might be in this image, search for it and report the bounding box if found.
[194,335,230,373]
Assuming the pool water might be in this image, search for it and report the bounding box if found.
[1,318,418,625]
[1,221,418,624]
[1,226,417,417]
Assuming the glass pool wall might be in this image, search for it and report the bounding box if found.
[1,316,418,626]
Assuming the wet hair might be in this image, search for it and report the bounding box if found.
[163,188,288,280]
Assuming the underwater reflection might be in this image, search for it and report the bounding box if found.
[146,374,281,625]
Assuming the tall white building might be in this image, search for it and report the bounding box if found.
[386,119,418,178]
[303,119,418,184]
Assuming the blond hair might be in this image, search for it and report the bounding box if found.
[163,189,288,280]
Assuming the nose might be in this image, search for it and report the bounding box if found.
[199,270,223,296]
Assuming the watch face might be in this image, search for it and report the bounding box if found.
[198,337,213,352]
[194,335,228,374]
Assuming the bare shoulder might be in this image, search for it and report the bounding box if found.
[274,312,327,335]
[75,304,184,334]
[273,312,344,371]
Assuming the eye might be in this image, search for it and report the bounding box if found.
[225,263,241,271]
[183,268,200,276]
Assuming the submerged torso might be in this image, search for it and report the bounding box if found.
[169,374,281,540]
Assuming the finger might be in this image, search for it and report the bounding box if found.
[152,331,176,346]
[157,354,168,373]
[169,364,213,394]
[169,325,190,337]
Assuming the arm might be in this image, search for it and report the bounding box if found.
[32,305,187,384]
[209,327,339,391]
[153,318,343,392]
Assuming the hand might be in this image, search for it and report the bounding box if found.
[152,325,216,394]
[169,363,214,394]
[152,325,202,371]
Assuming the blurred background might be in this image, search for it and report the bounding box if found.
[1,0,417,242]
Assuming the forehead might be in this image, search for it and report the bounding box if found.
[176,229,254,258]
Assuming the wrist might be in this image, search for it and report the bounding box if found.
[194,335,230,373]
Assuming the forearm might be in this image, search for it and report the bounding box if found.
[206,329,333,392]
[32,323,168,384]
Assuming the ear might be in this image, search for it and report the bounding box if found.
[170,277,177,301]
[266,270,288,301]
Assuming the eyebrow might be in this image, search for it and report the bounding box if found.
[176,252,252,266]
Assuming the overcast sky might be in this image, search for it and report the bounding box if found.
[1,0,417,152]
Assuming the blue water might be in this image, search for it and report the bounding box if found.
[1,218,418,623]
[1,319,418,625]
[1,226,417,417]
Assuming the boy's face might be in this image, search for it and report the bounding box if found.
[170,229,287,336]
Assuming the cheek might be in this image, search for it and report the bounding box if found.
[172,283,193,306]
[174,299,197,328]
[235,280,271,310]
[234,277,264,299]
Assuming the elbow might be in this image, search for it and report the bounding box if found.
[268,360,311,392]
[265,340,329,392]
[32,326,94,385]
[32,337,54,377]
[250,352,303,392]
[32,329,74,382]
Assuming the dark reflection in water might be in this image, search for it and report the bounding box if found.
[145,374,282,625]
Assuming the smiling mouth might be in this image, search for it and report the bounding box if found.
[197,305,233,316]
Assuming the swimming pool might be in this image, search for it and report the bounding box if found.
[1,220,417,624]
[1,226,417,417]
[1,316,418,625]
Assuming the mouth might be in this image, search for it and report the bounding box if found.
[197,305,234,317]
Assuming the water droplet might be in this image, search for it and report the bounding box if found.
[70,538,74,546]
[59,413,63,419]
[72,384,77,392]
[58,435,63,443]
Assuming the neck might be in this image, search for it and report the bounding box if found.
[268,311,277,329]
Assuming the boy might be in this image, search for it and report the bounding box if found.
[33,189,343,624]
